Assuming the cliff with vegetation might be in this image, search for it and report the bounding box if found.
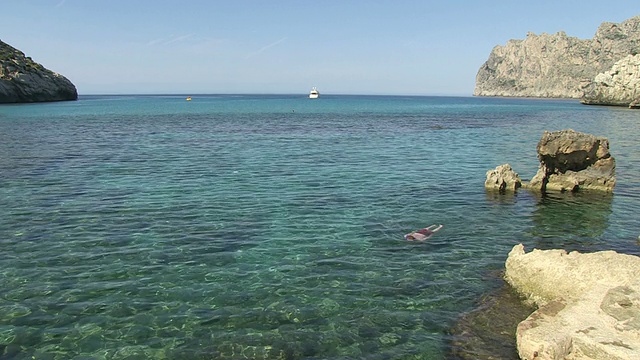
[474,15,640,100]
[0,39,77,103]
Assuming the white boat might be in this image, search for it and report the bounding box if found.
[309,87,319,99]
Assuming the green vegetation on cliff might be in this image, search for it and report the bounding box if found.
[0,39,77,103]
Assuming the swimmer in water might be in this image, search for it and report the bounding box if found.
[405,224,443,241]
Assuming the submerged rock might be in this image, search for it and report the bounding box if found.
[0,39,77,103]
[505,244,640,360]
[528,129,616,192]
[448,283,535,360]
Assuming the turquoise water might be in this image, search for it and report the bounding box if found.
[1,95,639,359]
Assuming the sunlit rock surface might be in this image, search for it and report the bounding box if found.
[485,164,522,192]
[505,244,640,360]
[474,15,640,99]
[581,54,640,108]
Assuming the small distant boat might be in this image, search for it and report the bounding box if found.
[309,87,319,99]
[186,96,192,101]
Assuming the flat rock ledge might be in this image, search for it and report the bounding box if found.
[485,129,616,193]
[505,244,640,360]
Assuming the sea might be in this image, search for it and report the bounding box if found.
[1,94,639,360]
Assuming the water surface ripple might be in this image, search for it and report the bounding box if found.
[1,95,639,359]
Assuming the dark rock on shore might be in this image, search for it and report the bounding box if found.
[474,15,640,99]
[0,39,77,103]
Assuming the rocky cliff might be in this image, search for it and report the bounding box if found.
[0,39,77,103]
[474,15,640,99]
[581,54,640,107]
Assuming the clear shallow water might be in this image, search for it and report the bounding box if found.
[1,95,639,359]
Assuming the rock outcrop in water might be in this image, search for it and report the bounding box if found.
[0,39,77,103]
[485,164,522,192]
[505,244,640,360]
[474,15,640,99]
[580,54,640,108]
[485,130,616,193]
[529,129,616,192]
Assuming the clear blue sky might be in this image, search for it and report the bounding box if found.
[2,0,639,96]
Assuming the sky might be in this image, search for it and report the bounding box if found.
[2,1,639,96]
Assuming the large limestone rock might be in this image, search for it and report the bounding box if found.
[505,244,640,360]
[474,15,640,98]
[0,39,77,103]
[485,164,522,191]
[581,54,640,107]
[528,129,616,192]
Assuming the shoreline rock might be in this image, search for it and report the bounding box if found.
[505,244,640,360]
[0,39,77,103]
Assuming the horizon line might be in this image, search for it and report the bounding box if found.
[77,92,475,98]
